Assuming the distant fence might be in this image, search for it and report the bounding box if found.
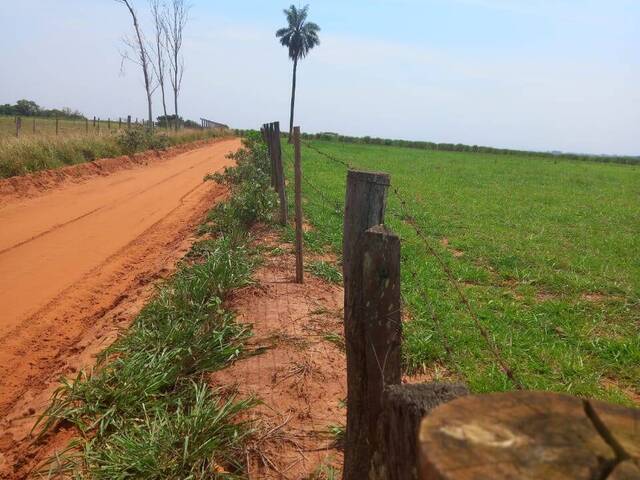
[2,115,222,139]
[255,122,640,479]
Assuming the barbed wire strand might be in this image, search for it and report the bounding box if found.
[281,139,523,389]
[389,187,524,390]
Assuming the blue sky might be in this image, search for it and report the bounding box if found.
[1,0,638,154]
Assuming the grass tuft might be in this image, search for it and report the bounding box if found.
[307,261,342,284]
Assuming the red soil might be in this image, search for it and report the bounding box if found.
[0,139,239,479]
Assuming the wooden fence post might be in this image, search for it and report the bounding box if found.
[293,126,304,283]
[108,118,111,131]
[369,384,469,480]
[127,115,131,130]
[97,118,100,134]
[273,121,288,225]
[93,116,96,128]
[32,118,36,134]
[342,169,390,480]
[418,391,640,480]
[85,117,88,134]
[361,224,402,443]
[55,117,59,136]
[16,117,21,138]
[266,123,277,190]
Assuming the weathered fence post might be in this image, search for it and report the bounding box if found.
[266,123,277,190]
[16,116,21,138]
[97,118,100,134]
[93,116,96,128]
[369,384,469,480]
[119,117,122,129]
[32,118,36,134]
[360,224,402,442]
[108,118,111,131]
[269,123,277,190]
[85,117,89,134]
[342,169,390,480]
[293,126,304,283]
[418,391,640,480]
[273,121,288,225]
[55,117,59,136]
[127,115,131,130]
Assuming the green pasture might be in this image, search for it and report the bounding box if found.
[282,140,640,404]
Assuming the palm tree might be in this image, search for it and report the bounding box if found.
[276,5,320,141]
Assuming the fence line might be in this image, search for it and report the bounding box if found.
[388,187,524,390]
[294,139,524,389]
[4,115,219,139]
[254,129,639,479]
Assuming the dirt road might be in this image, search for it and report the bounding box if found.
[0,139,239,476]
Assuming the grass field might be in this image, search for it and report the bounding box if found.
[0,124,228,179]
[282,140,640,405]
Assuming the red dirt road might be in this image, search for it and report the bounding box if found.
[0,139,239,477]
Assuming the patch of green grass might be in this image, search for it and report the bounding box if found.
[326,424,345,450]
[283,139,640,404]
[307,260,342,284]
[323,332,345,351]
[36,132,273,477]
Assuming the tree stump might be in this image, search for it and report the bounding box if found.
[370,383,470,480]
[418,391,640,480]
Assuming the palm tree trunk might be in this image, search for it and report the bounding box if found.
[288,57,298,143]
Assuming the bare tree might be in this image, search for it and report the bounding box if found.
[117,0,155,129]
[164,0,190,131]
[150,0,168,128]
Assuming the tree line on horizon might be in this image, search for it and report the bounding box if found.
[0,100,84,120]
[302,132,640,164]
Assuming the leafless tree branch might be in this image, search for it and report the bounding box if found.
[116,0,155,128]
[149,0,169,126]
[164,0,190,130]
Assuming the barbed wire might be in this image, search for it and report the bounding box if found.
[302,141,353,169]
[388,187,524,390]
[281,144,345,215]
[277,139,524,389]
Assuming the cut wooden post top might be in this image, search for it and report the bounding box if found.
[347,169,391,186]
[418,391,640,480]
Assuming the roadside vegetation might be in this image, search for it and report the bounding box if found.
[281,139,640,405]
[36,132,275,478]
[0,127,229,179]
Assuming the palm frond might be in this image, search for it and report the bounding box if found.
[275,4,320,61]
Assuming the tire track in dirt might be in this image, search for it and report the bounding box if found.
[0,139,239,478]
